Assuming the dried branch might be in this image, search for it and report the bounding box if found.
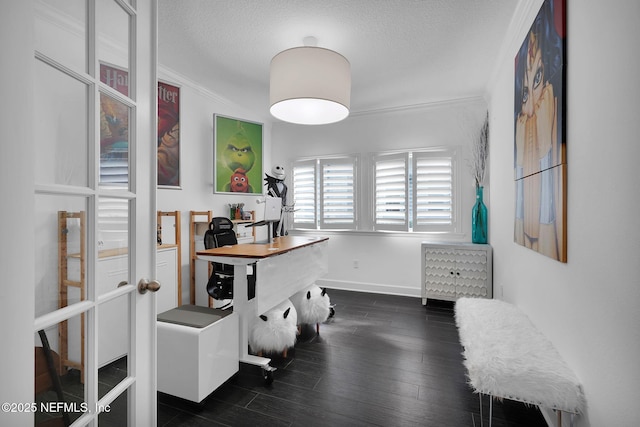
[470,112,489,188]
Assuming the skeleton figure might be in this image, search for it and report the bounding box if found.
[264,165,289,236]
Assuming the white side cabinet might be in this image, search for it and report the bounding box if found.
[421,242,492,304]
[157,245,179,314]
[66,246,179,370]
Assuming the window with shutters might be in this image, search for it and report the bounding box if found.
[291,160,317,229]
[320,158,356,229]
[292,156,357,230]
[412,150,457,232]
[372,149,457,232]
[291,148,457,233]
[373,153,409,231]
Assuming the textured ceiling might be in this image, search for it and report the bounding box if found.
[158,0,518,117]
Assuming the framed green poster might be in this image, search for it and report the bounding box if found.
[213,114,263,194]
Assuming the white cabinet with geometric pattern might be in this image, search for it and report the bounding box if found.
[421,242,492,304]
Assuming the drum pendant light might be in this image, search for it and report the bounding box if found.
[270,42,351,125]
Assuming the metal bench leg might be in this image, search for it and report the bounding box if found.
[488,395,493,427]
[477,393,493,427]
[556,409,577,427]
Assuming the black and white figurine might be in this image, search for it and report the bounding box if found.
[291,284,332,335]
[264,165,288,237]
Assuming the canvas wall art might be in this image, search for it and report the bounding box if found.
[100,62,129,97]
[98,62,130,187]
[514,0,566,262]
[214,114,263,194]
[99,92,129,187]
[158,81,180,188]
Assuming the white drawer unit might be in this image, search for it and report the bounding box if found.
[157,245,179,314]
[65,247,179,370]
[58,211,181,379]
[421,242,492,304]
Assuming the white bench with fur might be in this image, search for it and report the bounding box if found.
[455,298,585,427]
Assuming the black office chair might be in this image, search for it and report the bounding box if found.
[204,217,256,301]
[35,330,71,427]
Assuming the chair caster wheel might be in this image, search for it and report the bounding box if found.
[262,364,275,385]
[262,368,274,385]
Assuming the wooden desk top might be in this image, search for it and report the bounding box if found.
[196,236,328,259]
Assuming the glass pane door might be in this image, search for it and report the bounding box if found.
[33,0,156,424]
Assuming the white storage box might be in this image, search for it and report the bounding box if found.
[157,305,239,402]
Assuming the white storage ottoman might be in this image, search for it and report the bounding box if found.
[157,305,239,402]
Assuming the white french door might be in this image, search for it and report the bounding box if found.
[0,0,157,426]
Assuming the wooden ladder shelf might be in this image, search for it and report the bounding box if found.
[190,211,212,306]
[157,210,182,305]
[58,210,86,381]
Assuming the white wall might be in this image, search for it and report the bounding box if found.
[159,1,640,424]
[272,98,487,296]
[487,0,640,426]
[156,70,273,304]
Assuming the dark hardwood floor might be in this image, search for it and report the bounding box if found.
[158,290,547,427]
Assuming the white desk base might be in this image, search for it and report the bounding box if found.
[197,239,328,370]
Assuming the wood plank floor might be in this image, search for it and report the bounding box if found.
[158,290,547,427]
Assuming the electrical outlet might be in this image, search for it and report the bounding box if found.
[353,259,359,269]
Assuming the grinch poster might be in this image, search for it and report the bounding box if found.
[214,115,263,194]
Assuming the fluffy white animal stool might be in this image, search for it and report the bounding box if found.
[249,299,298,358]
[291,284,331,335]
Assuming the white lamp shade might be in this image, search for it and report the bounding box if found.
[270,47,351,125]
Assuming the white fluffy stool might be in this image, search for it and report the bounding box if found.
[291,284,331,334]
[249,299,298,358]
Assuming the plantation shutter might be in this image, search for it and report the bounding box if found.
[97,197,129,249]
[292,160,317,228]
[319,157,356,229]
[373,153,409,231]
[413,151,455,232]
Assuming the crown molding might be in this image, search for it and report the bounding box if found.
[349,96,487,118]
[484,0,544,101]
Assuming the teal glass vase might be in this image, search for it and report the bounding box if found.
[472,186,488,244]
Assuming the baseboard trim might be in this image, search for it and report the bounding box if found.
[317,279,421,299]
